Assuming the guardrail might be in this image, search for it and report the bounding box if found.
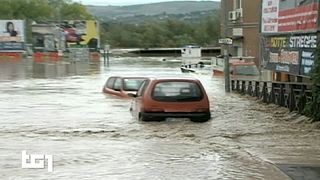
[231,79,313,113]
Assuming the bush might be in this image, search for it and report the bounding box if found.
[304,47,320,121]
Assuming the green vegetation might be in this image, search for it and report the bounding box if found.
[90,1,221,48]
[304,47,320,121]
[0,0,92,20]
[0,0,221,47]
[86,1,220,21]
[100,11,221,48]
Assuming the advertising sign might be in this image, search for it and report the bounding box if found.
[0,42,24,51]
[300,51,316,76]
[262,0,319,33]
[261,0,279,33]
[0,20,25,51]
[32,20,99,52]
[0,20,25,42]
[262,33,318,76]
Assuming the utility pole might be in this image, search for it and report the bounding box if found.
[219,38,233,92]
[224,48,230,92]
[220,0,231,92]
[57,0,63,57]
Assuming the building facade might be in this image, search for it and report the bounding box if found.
[221,0,319,82]
[220,0,261,66]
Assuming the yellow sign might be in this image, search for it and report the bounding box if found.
[270,37,287,48]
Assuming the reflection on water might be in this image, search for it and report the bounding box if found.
[0,60,30,80]
[0,59,101,80]
[0,57,319,180]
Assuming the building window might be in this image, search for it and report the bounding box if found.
[233,0,242,9]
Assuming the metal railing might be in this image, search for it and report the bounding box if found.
[231,79,313,113]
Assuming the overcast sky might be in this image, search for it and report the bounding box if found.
[77,0,220,6]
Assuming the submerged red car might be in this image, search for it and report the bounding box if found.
[103,76,148,98]
[129,77,211,122]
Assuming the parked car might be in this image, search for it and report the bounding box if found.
[213,58,260,78]
[129,77,211,122]
[103,76,147,98]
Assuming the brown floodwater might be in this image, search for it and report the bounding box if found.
[0,57,319,180]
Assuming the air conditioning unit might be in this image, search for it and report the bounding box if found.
[228,11,237,21]
[235,8,243,18]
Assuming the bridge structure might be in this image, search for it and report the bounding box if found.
[127,47,221,57]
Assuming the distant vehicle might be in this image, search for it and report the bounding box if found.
[103,76,147,98]
[212,58,260,78]
[230,61,260,76]
[129,77,211,122]
[180,61,213,75]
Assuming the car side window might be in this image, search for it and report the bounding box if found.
[137,80,148,96]
[113,78,122,91]
[106,77,116,89]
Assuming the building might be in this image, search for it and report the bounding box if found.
[220,0,261,67]
[221,0,319,82]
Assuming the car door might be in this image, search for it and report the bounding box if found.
[111,77,122,96]
[104,77,115,93]
[104,77,122,96]
[131,80,148,118]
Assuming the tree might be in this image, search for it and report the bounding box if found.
[99,14,221,48]
[304,47,320,121]
[61,2,93,20]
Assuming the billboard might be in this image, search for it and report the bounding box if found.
[262,0,319,33]
[261,0,279,33]
[32,20,99,52]
[0,20,25,51]
[262,33,318,76]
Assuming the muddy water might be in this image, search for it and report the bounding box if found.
[0,57,319,180]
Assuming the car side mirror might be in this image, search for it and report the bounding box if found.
[127,93,137,98]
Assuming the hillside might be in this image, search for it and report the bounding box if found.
[87,1,220,21]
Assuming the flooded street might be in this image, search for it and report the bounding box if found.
[1,57,320,180]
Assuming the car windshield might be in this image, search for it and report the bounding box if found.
[234,65,260,76]
[152,81,203,102]
[123,78,146,91]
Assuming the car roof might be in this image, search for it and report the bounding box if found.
[108,76,149,79]
[148,77,200,81]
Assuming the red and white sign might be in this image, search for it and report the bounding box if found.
[278,3,318,32]
[261,0,279,33]
[261,1,319,33]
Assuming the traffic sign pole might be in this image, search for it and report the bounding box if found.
[224,48,230,92]
[219,38,232,93]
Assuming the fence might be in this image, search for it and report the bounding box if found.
[231,79,313,113]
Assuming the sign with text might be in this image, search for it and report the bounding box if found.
[0,42,24,51]
[261,0,279,33]
[21,150,53,172]
[261,0,319,33]
[218,38,233,45]
[300,51,315,76]
[32,20,100,52]
[262,33,318,76]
